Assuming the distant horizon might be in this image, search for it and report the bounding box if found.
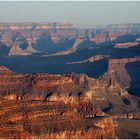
[0,1,140,25]
[1,21,140,27]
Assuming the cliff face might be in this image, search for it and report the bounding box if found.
[0,66,140,114]
[102,57,140,89]
[9,39,38,56]
[0,66,13,74]
[0,99,118,139]
[0,23,73,30]
[0,66,140,139]
[1,22,134,56]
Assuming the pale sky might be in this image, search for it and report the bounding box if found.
[0,1,140,25]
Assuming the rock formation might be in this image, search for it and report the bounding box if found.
[72,36,85,50]
[0,99,118,139]
[9,39,38,56]
[0,66,140,138]
[102,57,140,89]
[68,55,109,64]
[0,66,140,114]
[115,42,139,48]
[0,22,140,138]
[8,42,24,56]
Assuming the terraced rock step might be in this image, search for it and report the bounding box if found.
[0,66,140,138]
[0,66,140,114]
[0,99,117,139]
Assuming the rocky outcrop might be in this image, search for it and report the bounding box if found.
[9,39,38,56]
[72,36,85,50]
[75,101,107,117]
[108,23,140,33]
[115,42,139,48]
[0,66,13,74]
[0,99,118,139]
[0,66,140,114]
[68,55,109,64]
[1,22,140,57]
[0,66,140,139]
[24,38,38,54]
[8,42,24,56]
[102,57,140,89]
[1,23,140,34]
[109,57,140,65]
[113,112,140,119]
[0,23,73,30]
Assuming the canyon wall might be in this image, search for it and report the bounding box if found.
[102,57,140,89]
[0,99,118,139]
[0,66,140,138]
[0,66,140,114]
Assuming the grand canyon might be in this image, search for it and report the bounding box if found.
[0,22,140,139]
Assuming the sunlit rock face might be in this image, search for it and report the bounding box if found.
[1,22,134,56]
[0,22,140,138]
[0,99,118,139]
[8,38,38,56]
[8,42,24,56]
[115,42,139,48]
[0,66,140,139]
[0,66,140,114]
[0,23,73,30]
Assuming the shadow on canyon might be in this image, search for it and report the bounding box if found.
[126,62,140,97]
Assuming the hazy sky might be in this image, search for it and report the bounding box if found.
[0,1,140,25]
